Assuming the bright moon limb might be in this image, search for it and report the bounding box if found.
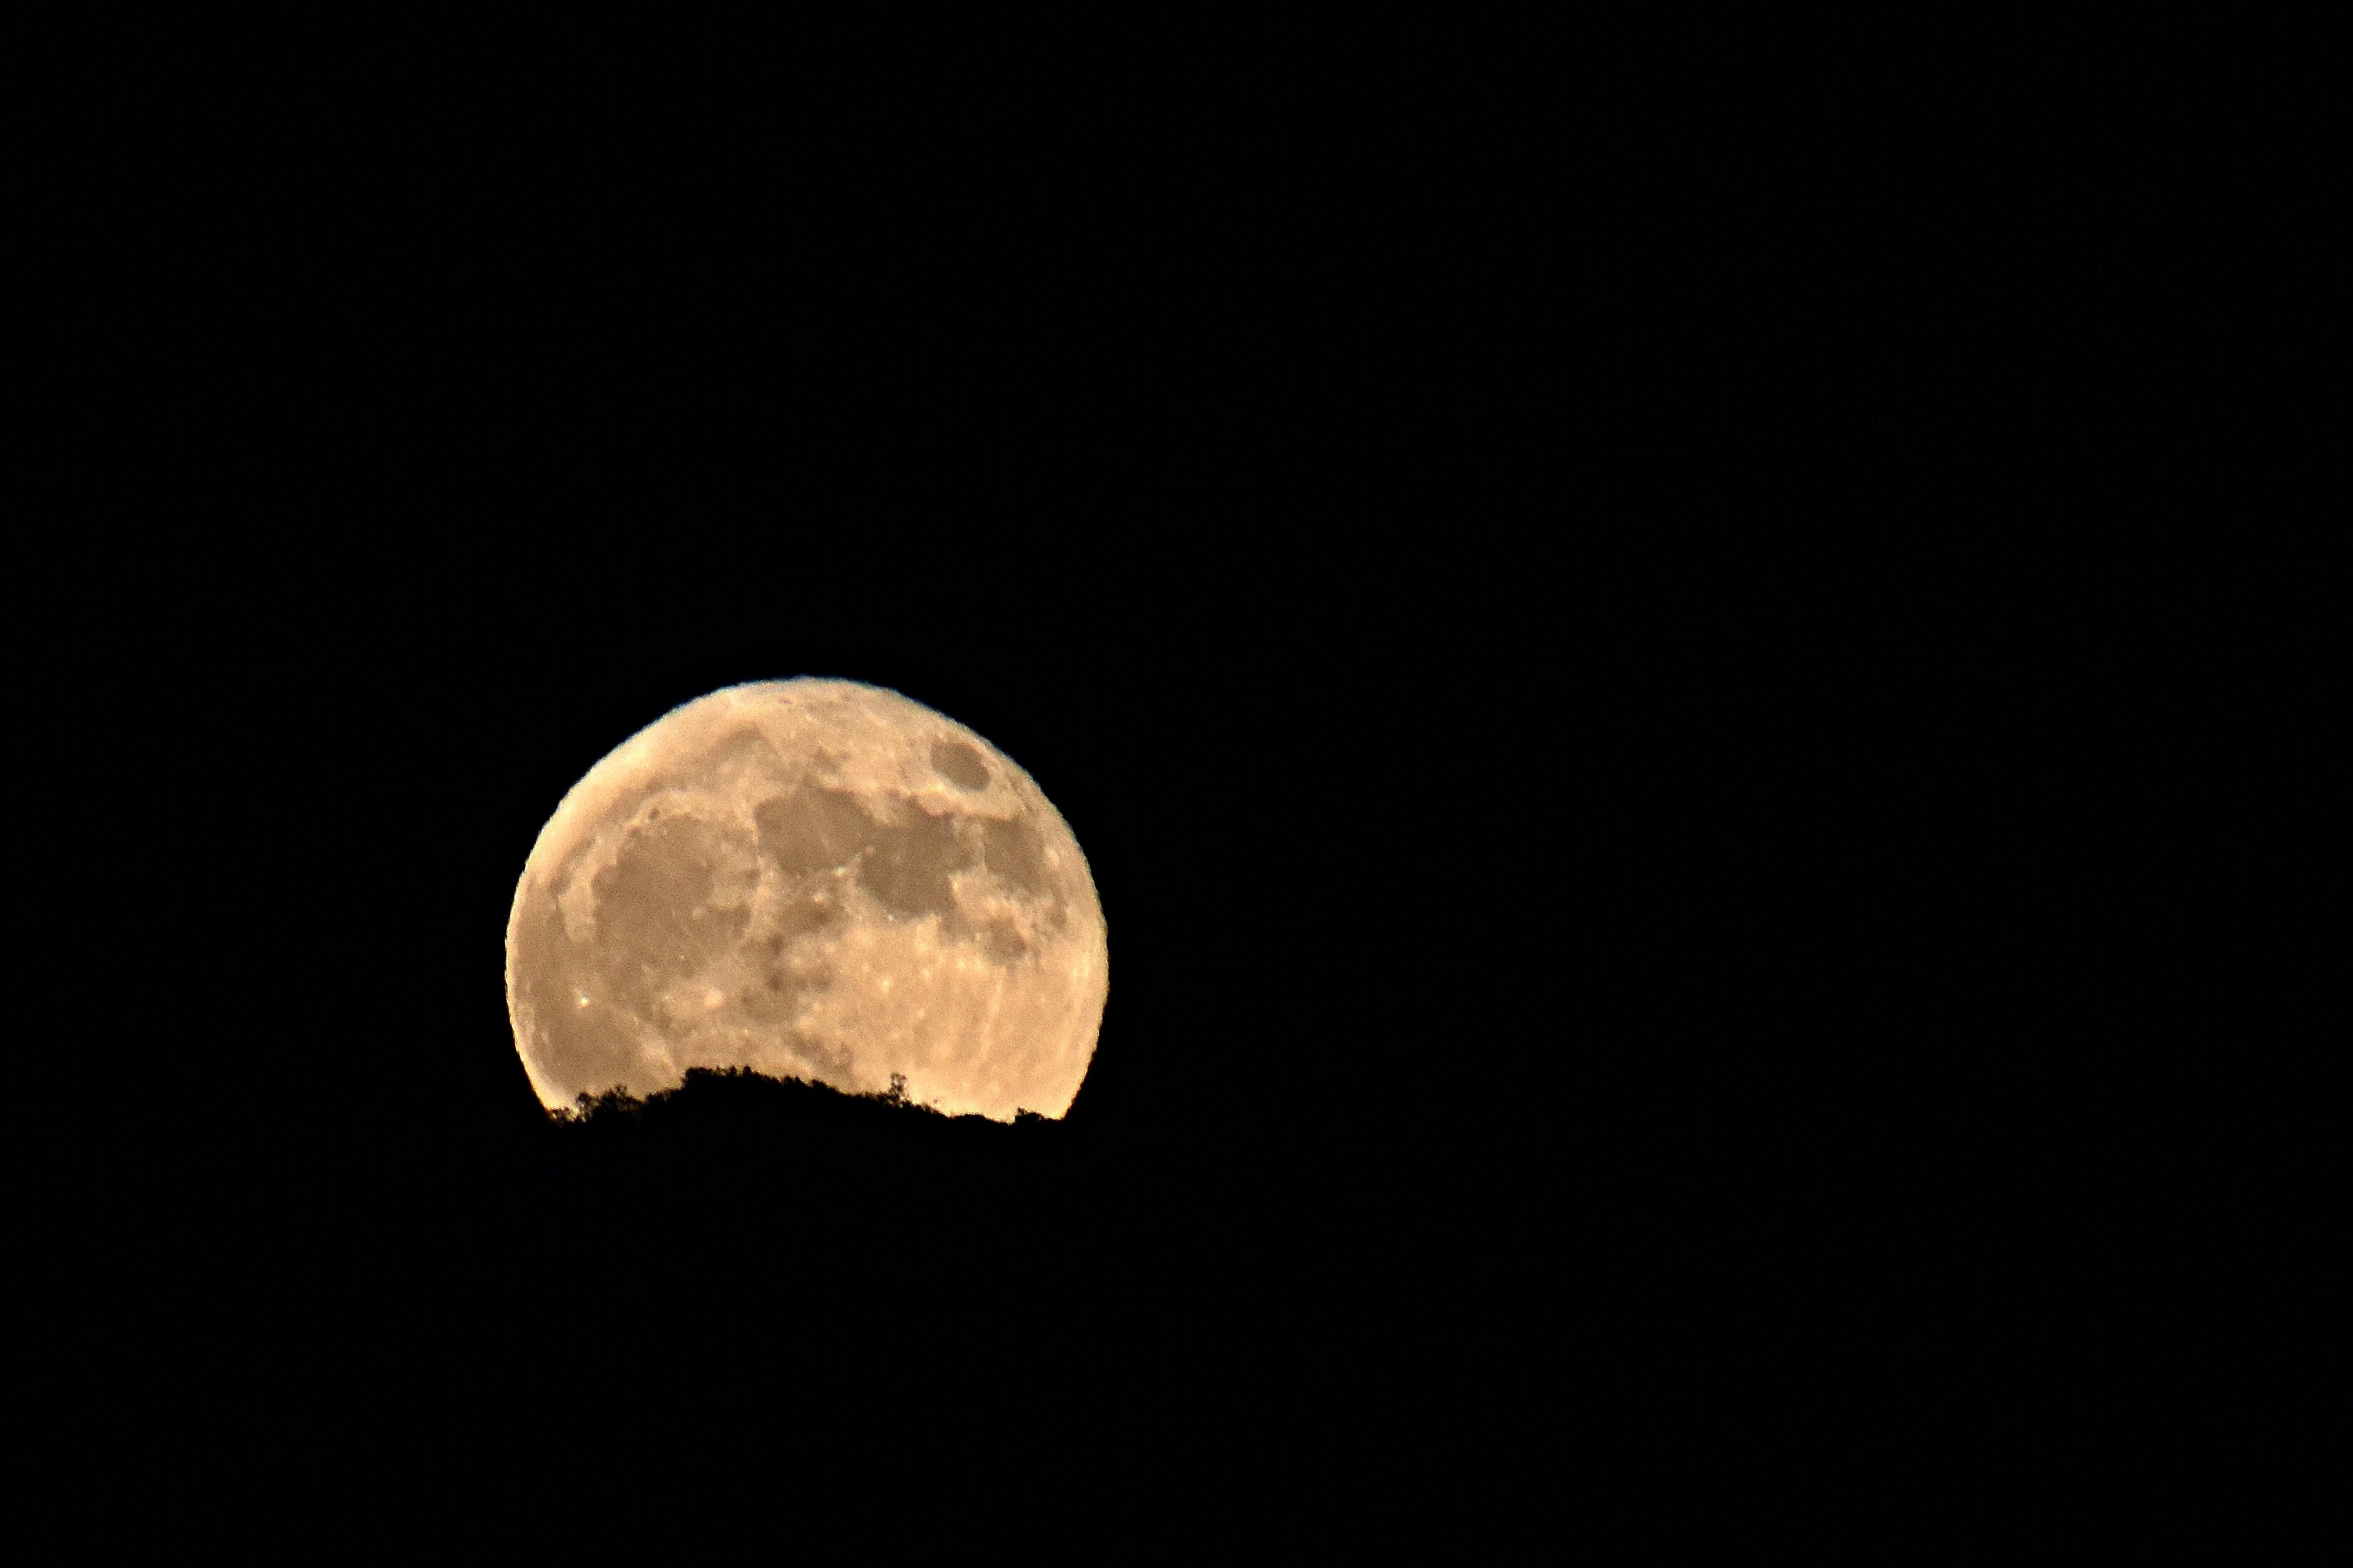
[503,679,1107,1122]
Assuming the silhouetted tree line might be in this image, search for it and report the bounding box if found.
[559,1065,1064,1136]
[503,1066,1115,1309]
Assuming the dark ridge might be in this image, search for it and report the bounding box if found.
[519,1065,1103,1265]
[367,1061,1153,1391]
[540,1066,1081,1202]
[558,1065,1045,1132]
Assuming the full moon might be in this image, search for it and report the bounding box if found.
[504,679,1107,1121]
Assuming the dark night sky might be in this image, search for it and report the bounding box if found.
[21,13,2304,1549]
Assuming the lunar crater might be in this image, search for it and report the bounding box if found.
[930,739,992,790]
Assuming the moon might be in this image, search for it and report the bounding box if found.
[504,679,1108,1121]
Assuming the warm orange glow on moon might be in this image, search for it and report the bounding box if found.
[504,680,1107,1121]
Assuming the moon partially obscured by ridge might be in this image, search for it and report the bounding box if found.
[504,680,1107,1121]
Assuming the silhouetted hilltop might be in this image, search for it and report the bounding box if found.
[539,1066,1082,1212]
[487,1064,1136,1322]
[558,1065,1058,1137]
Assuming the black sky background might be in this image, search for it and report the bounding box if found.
[19,13,2319,1547]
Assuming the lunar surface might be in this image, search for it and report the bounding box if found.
[504,680,1107,1121]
